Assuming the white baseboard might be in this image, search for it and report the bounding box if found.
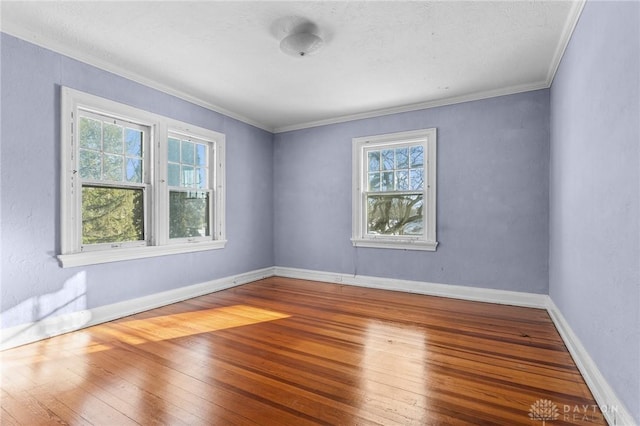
[0,266,275,351]
[2,264,633,424]
[546,299,635,426]
[275,266,634,425]
[274,266,549,308]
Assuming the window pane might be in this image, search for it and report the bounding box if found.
[126,158,142,183]
[168,138,180,163]
[79,116,146,185]
[168,163,180,186]
[396,170,409,190]
[381,149,394,170]
[182,165,195,187]
[368,151,380,172]
[196,144,207,166]
[82,185,144,244]
[367,194,423,236]
[396,147,409,168]
[410,145,424,167]
[381,171,394,191]
[196,167,207,189]
[368,173,380,191]
[410,169,424,190]
[79,117,101,150]
[169,191,210,238]
[103,123,123,154]
[181,141,195,165]
[126,128,143,157]
[103,154,123,181]
[79,149,101,180]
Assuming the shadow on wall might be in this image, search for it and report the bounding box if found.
[1,271,89,349]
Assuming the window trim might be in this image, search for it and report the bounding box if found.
[59,87,226,268]
[75,110,152,252]
[351,128,438,251]
[161,123,225,245]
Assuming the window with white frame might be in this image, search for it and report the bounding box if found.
[76,111,150,250]
[352,128,437,251]
[59,87,226,268]
[167,133,213,241]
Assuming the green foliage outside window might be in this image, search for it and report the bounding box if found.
[169,191,210,238]
[82,186,144,245]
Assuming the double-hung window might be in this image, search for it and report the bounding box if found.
[59,87,226,267]
[166,133,213,241]
[76,111,150,250]
[352,128,437,251]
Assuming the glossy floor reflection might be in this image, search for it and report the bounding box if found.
[1,277,605,425]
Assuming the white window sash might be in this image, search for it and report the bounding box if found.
[59,87,226,268]
[79,182,151,252]
[160,125,225,246]
[352,128,437,251]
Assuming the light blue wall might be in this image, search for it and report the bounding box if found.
[0,34,274,328]
[549,1,640,422]
[274,90,550,293]
[3,4,638,419]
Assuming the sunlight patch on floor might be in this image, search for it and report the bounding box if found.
[110,305,291,344]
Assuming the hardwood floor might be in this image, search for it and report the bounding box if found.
[1,277,605,425]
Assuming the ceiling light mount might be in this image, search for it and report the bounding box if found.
[277,18,323,58]
[280,32,323,57]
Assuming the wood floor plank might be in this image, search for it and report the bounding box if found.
[1,406,21,426]
[92,347,264,426]
[1,277,606,425]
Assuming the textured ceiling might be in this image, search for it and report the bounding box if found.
[1,1,584,132]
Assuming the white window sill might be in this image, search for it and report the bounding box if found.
[57,240,227,268]
[351,238,438,251]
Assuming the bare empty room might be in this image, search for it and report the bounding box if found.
[1,1,638,425]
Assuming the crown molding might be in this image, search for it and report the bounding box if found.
[0,26,273,133]
[545,0,587,87]
[273,81,550,133]
[275,0,585,133]
[2,0,585,136]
